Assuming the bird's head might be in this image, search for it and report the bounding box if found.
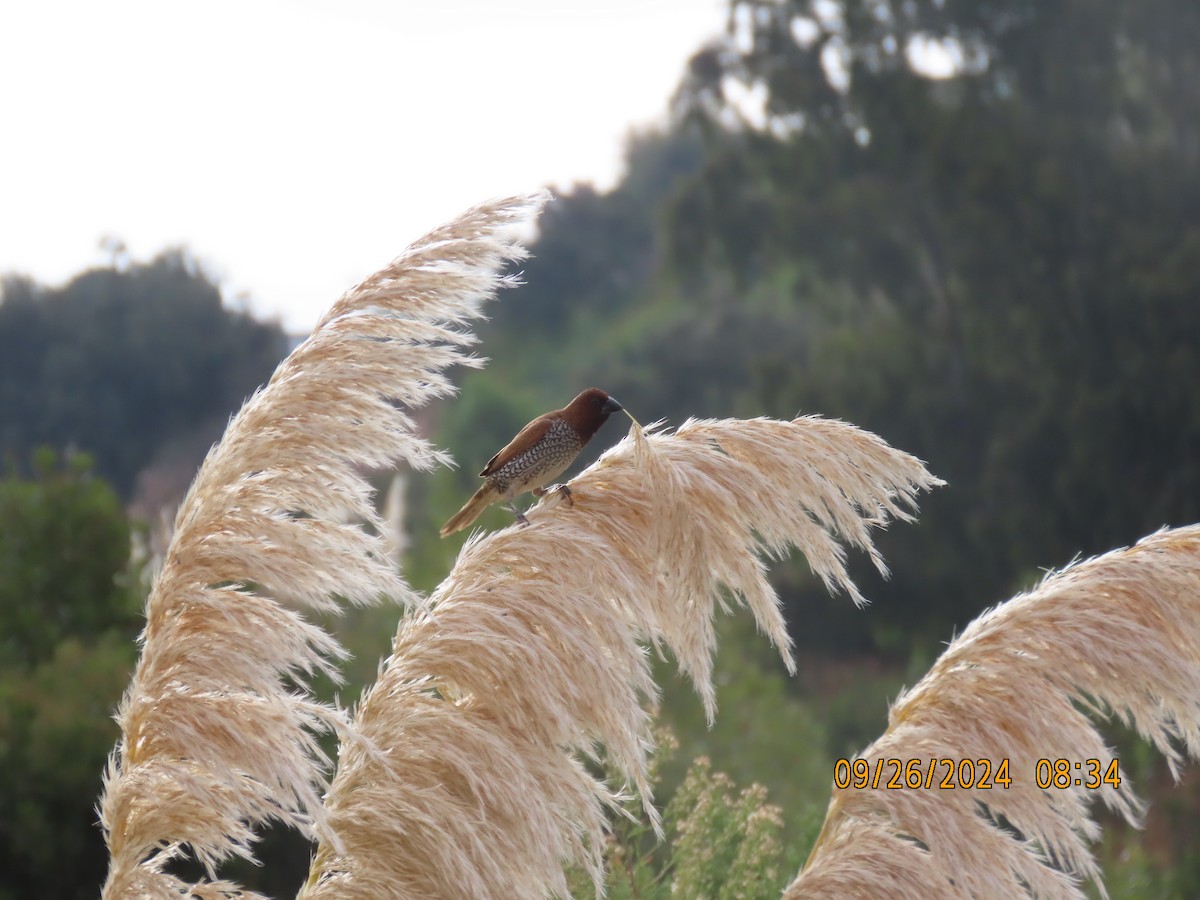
[564,387,623,437]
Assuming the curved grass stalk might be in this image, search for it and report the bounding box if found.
[786,524,1200,899]
[99,192,548,898]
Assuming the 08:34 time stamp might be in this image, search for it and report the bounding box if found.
[833,757,1122,791]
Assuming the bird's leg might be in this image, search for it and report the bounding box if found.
[507,502,530,527]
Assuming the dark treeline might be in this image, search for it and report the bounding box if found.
[0,251,287,501]
[4,0,1200,895]
[662,0,1200,650]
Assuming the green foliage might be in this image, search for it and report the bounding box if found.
[0,455,141,900]
[0,450,140,666]
[567,740,792,900]
[0,634,135,900]
[1082,722,1200,898]
[653,616,831,852]
[666,759,788,900]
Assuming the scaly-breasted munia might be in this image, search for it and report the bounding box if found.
[439,387,623,536]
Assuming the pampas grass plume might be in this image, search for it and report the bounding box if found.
[99,192,548,898]
[787,524,1200,899]
[301,417,941,898]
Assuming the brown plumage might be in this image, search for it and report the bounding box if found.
[439,388,623,536]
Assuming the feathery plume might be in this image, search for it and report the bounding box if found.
[786,524,1200,899]
[301,416,941,899]
[98,192,549,898]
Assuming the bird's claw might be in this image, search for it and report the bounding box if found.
[508,503,530,527]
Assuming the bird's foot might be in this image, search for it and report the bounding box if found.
[508,502,530,527]
[534,484,574,506]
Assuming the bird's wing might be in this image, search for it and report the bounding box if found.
[479,415,555,476]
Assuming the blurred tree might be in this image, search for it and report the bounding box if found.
[0,250,288,498]
[0,449,139,667]
[486,126,703,349]
[0,634,136,900]
[661,0,1200,648]
[0,452,141,900]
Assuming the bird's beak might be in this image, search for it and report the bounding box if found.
[602,397,623,414]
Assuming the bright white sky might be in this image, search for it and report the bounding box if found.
[0,0,726,332]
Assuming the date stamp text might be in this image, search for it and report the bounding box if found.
[833,757,1122,791]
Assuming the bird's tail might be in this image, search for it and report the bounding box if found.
[439,483,501,537]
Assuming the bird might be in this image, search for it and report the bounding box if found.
[439,387,624,536]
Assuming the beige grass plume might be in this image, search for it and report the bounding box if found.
[98,192,548,898]
[786,524,1200,899]
[300,416,942,899]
